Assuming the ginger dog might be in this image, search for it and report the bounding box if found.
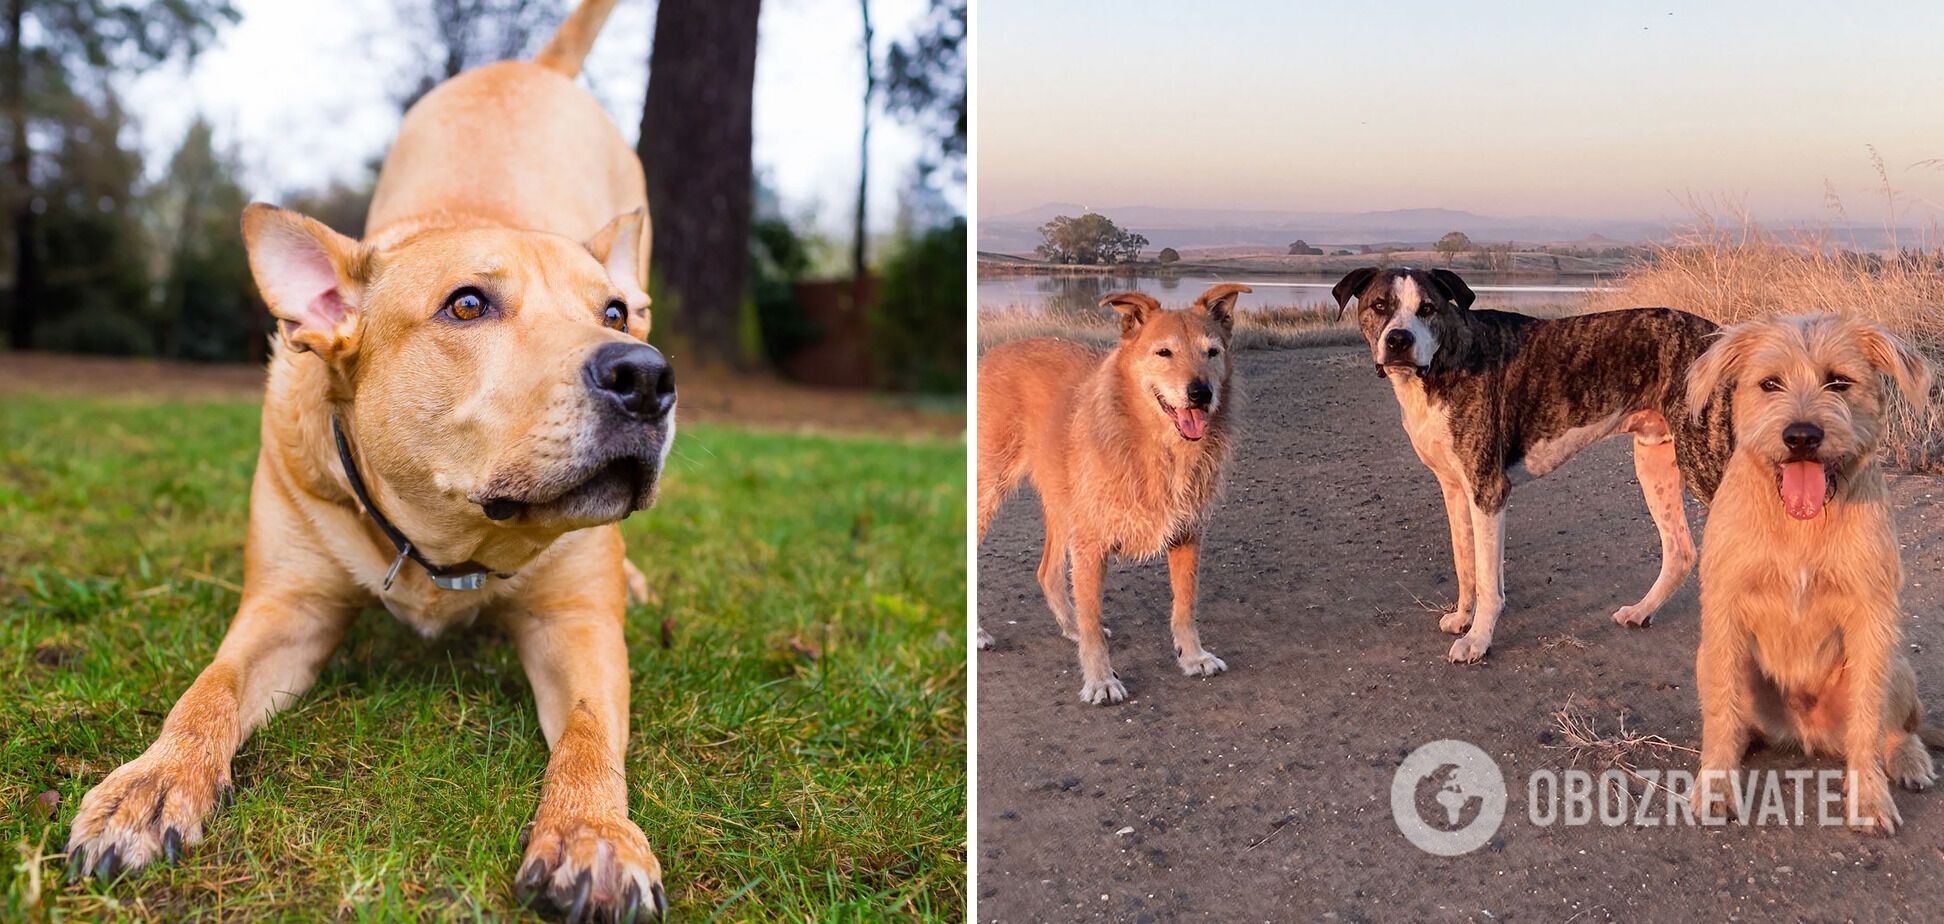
[1687,314,1944,834]
[66,2,673,918]
[977,285,1248,704]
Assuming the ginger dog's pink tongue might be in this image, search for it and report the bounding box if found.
[1780,461,1826,520]
[1173,407,1208,440]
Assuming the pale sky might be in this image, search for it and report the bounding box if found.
[124,0,951,239]
[977,0,1944,224]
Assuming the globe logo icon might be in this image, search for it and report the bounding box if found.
[1390,740,1507,855]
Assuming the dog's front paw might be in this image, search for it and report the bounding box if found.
[1446,634,1491,663]
[1889,739,1936,792]
[1079,673,1127,705]
[1438,610,1472,635]
[1690,768,1740,824]
[1611,604,1654,628]
[1848,770,1902,836]
[66,749,230,882]
[1177,649,1227,677]
[516,808,665,921]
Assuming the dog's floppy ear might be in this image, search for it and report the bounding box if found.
[1428,269,1477,310]
[1192,283,1250,336]
[1857,321,1934,408]
[1100,291,1162,339]
[241,203,372,360]
[1685,324,1755,420]
[1331,267,1379,320]
[587,208,653,340]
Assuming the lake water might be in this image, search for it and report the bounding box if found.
[978,272,1605,316]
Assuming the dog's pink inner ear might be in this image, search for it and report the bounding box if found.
[258,226,354,329]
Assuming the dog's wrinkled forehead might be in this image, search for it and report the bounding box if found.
[371,230,614,322]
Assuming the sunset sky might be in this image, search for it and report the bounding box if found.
[978,0,1944,225]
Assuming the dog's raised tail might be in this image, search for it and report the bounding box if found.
[534,0,621,77]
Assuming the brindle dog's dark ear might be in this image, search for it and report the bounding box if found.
[1331,267,1380,320]
[1428,268,1476,310]
[1100,292,1162,339]
[1192,283,1251,337]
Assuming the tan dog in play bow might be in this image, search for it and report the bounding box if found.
[66,1,673,918]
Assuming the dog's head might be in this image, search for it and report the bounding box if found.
[1101,284,1247,441]
[1686,314,1931,520]
[1331,267,1476,376]
[242,203,670,558]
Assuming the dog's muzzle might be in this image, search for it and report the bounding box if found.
[587,342,677,424]
[1375,329,1428,377]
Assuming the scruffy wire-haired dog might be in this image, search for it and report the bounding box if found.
[1687,314,1944,833]
[977,285,1249,704]
[1333,267,1733,662]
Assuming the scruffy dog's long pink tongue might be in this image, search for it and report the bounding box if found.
[1780,461,1826,520]
[1173,407,1208,440]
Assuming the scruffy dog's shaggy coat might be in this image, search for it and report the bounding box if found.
[1687,314,1944,834]
[977,285,1248,704]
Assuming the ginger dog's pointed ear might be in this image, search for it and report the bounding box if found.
[242,203,372,360]
[1100,291,1162,339]
[1428,268,1476,310]
[1857,320,1934,407]
[587,208,653,339]
[1332,267,1379,320]
[1192,284,1250,336]
[1685,324,1754,420]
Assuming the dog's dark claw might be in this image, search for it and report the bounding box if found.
[93,844,119,881]
[619,881,641,923]
[66,847,86,885]
[162,827,182,864]
[514,859,549,904]
[517,821,533,851]
[217,783,235,808]
[565,869,593,923]
[650,882,667,918]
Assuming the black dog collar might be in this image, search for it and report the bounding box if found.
[331,415,507,591]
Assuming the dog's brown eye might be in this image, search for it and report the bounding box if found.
[603,300,628,332]
[443,288,488,322]
[1759,377,1784,393]
[1155,348,1173,358]
[1418,301,1433,314]
[1826,373,1853,392]
[1370,300,1389,313]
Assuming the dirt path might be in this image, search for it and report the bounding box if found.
[0,351,963,439]
[976,345,1944,922]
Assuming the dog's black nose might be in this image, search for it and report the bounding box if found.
[1383,329,1415,354]
[586,342,676,422]
[1782,422,1824,454]
[1186,379,1213,408]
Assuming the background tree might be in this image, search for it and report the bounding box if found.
[639,0,762,369]
[1157,247,1180,264]
[853,0,874,287]
[1035,213,1147,265]
[149,117,255,362]
[1434,231,1473,255]
[396,0,565,110]
[1286,239,1322,256]
[2,0,238,349]
[882,0,965,181]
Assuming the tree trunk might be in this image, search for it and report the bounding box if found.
[853,0,873,288]
[638,0,761,370]
[4,0,38,349]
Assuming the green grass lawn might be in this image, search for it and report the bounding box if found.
[0,392,967,921]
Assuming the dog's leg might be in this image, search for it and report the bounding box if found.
[1613,432,1695,627]
[67,591,353,879]
[1070,543,1125,705]
[1884,657,1937,792]
[1168,534,1226,677]
[1038,522,1078,641]
[1692,614,1756,823]
[1843,616,1902,834]
[507,606,666,919]
[1435,475,1477,634]
[1447,503,1504,663]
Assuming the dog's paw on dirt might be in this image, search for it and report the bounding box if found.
[1177,649,1228,677]
[515,809,665,921]
[66,750,231,882]
[1610,604,1654,627]
[1445,634,1491,663]
[1079,673,1127,705]
[1689,772,1741,825]
[1846,772,1902,836]
[1888,740,1935,792]
[1438,610,1472,635]
[977,627,995,650]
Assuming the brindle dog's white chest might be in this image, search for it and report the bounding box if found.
[1390,375,1463,481]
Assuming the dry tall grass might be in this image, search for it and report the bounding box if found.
[1583,210,1944,470]
[976,303,1358,353]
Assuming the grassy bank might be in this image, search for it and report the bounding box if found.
[0,393,967,920]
